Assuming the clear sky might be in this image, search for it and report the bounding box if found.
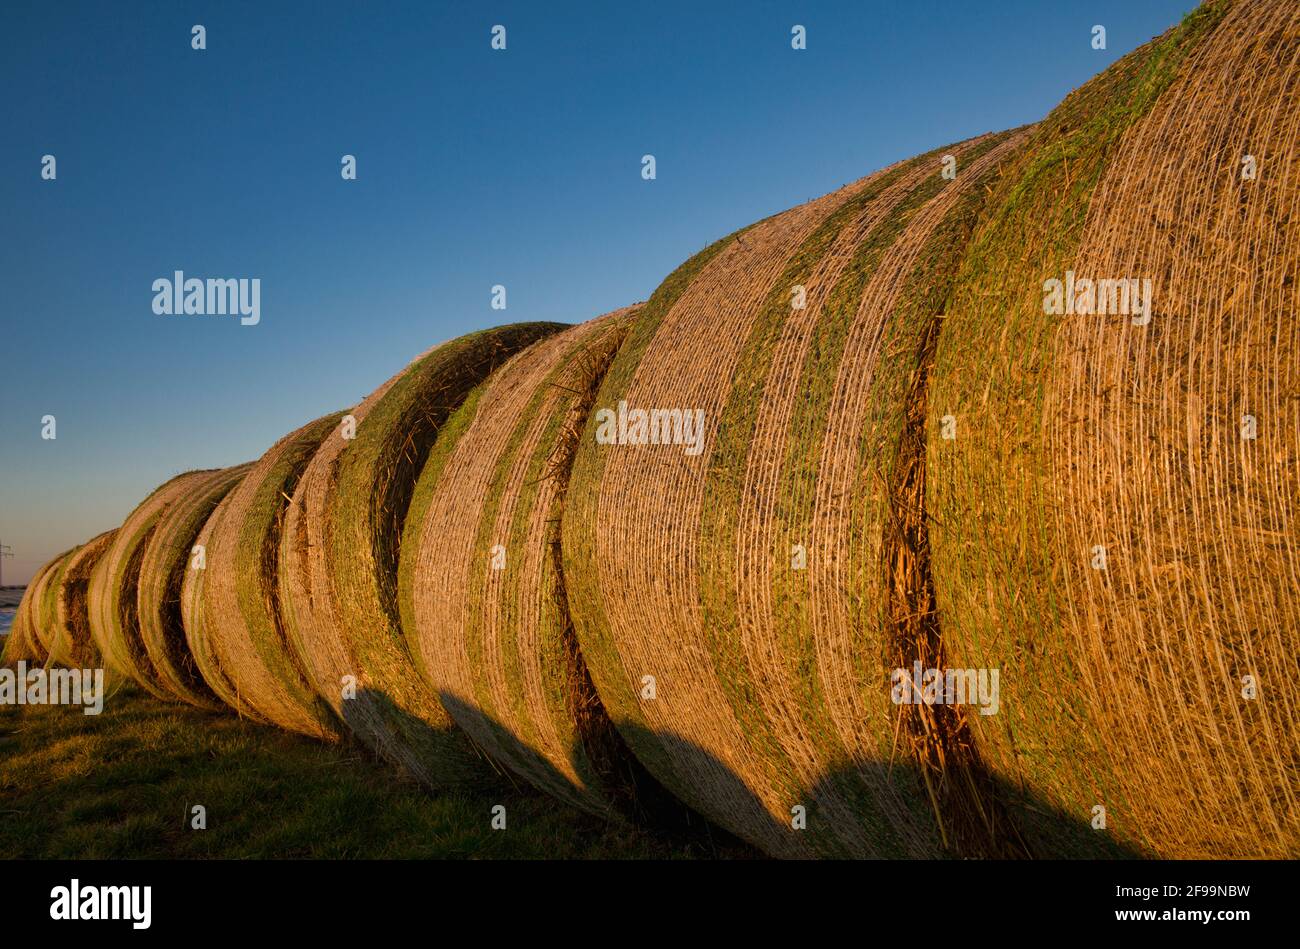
[0,0,1199,584]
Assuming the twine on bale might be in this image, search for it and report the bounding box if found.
[278,323,564,787]
[181,490,247,717]
[401,309,643,818]
[565,173,885,860]
[1053,0,1294,856]
[1047,0,1300,857]
[137,464,252,709]
[34,549,75,662]
[926,0,1298,858]
[562,128,1030,857]
[1,553,68,667]
[89,471,223,696]
[183,413,346,737]
[49,531,116,669]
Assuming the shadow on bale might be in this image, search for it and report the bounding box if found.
[385,690,1136,859]
[610,722,1141,860]
[435,689,747,851]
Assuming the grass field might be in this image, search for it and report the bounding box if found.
[0,676,748,859]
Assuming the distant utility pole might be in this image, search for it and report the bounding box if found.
[0,540,12,587]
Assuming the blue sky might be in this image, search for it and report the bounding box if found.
[0,0,1199,584]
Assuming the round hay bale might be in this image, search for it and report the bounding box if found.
[137,464,252,708]
[89,470,225,695]
[183,413,345,736]
[49,530,117,668]
[279,323,564,785]
[1,553,67,667]
[401,309,643,817]
[33,549,75,661]
[562,129,1031,857]
[1048,0,1300,858]
[927,0,1297,857]
[930,0,1294,857]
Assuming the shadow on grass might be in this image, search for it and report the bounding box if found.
[0,681,712,859]
[0,673,1136,859]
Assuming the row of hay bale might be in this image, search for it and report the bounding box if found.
[3,0,1294,858]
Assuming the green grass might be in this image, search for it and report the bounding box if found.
[0,679,731,859]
